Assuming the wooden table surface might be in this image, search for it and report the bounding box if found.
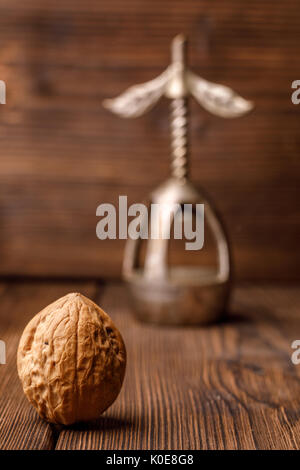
[0,280,300,450]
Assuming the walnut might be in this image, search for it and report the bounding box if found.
[17,293,126,425]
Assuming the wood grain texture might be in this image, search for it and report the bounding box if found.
[1,280,300,449]
[0,1,299,280]
[0,280,98,449]
[56,282,300,450]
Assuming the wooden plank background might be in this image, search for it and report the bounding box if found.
[0,0,299,280]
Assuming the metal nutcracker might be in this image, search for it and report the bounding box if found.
[104,35,253,325]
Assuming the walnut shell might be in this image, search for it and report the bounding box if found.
[17,293,126,425]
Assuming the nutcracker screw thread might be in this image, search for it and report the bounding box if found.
[170,97,189,182]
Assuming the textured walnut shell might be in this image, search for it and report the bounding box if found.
[17,293,126,425]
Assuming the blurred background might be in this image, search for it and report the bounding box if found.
[0,0,299,282]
